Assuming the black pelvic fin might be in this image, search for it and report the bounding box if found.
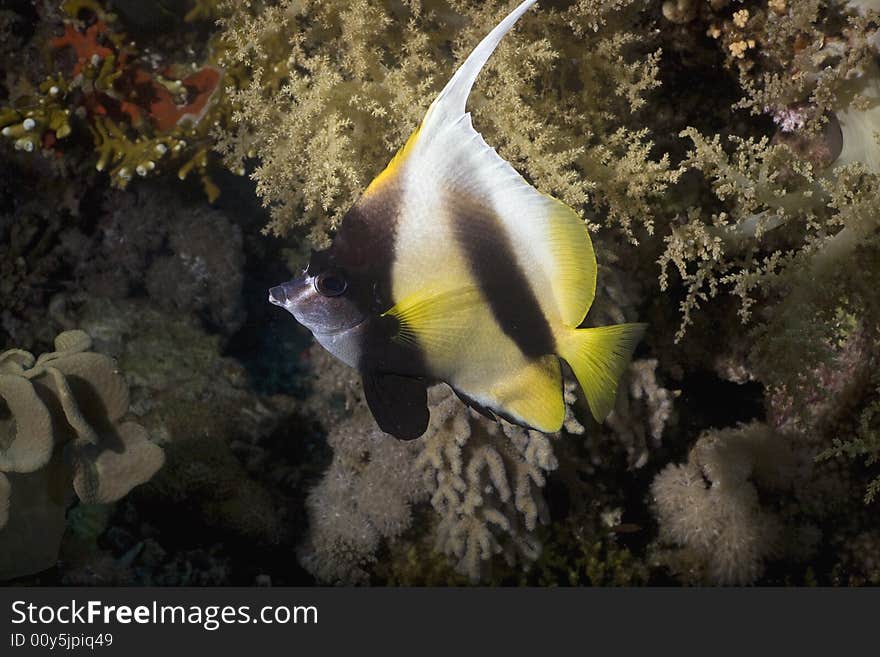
[362,372,429,441]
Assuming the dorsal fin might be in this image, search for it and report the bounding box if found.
[420,0,537,137]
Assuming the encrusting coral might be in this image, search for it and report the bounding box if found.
[0,0,234,200]
[0,329,163,580]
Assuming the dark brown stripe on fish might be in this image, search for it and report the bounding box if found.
[316,178,428,378]
[449,193,556,359]
[313,181,402,315]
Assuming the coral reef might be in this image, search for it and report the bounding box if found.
[1,0,880,588]
[416,385,576,582]
[605,358,678,469]
[76,186,246,335]
[71,297,293,546]
[298,403,427,584]
[298,344,584,584]
[170,0,880,586]
[0,330,163,580]
[0,0,234,200]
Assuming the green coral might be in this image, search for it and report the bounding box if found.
[514,521,649,586]
[817,378,880,504]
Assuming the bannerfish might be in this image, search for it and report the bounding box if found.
[269,0,646,440]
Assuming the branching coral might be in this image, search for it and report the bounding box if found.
[650,316,880,585]
[605,358,678,469]
[415,384,580,582]
[214,0,678,245]
[297,344,584,584]
[657,0,880,346]
[817,376,880,505]
[0,330,163,580]
[691,0,879,133]
[3,0,879,588]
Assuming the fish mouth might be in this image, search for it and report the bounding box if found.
[268,285,289,307]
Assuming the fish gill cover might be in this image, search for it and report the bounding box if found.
[0,0,877,585]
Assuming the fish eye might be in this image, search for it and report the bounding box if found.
[315,270,348,297]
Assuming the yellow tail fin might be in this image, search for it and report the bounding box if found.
[558,323,647,422]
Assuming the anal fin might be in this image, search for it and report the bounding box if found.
[457,356,565,433]
[452,387,498,422]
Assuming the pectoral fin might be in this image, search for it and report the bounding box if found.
[382,285,482,354]
[362,372,429,441]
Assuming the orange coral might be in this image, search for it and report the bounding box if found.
[149,67,222,132]
[48,13,223,137]
[50,21,114,76]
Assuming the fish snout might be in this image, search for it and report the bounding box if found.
[268,278,308,308]
[268,284,289,307]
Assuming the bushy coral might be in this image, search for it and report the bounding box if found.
[816,372,880,505]
[650,422,796,584]
[214,0,678,245]
[297,345,583,584]
[222,0,880,586]
[416,384,579,582]
[298,404,427,584]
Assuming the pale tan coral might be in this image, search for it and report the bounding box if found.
[298,350,583,583]
[605,359,678,469]
[415,385,576,582]
[71,422,164,504]
[214,0,678,245]
[298,404,427,584]
[0,374,54,474]
[0,330,163,580]
[651,423,797,584]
